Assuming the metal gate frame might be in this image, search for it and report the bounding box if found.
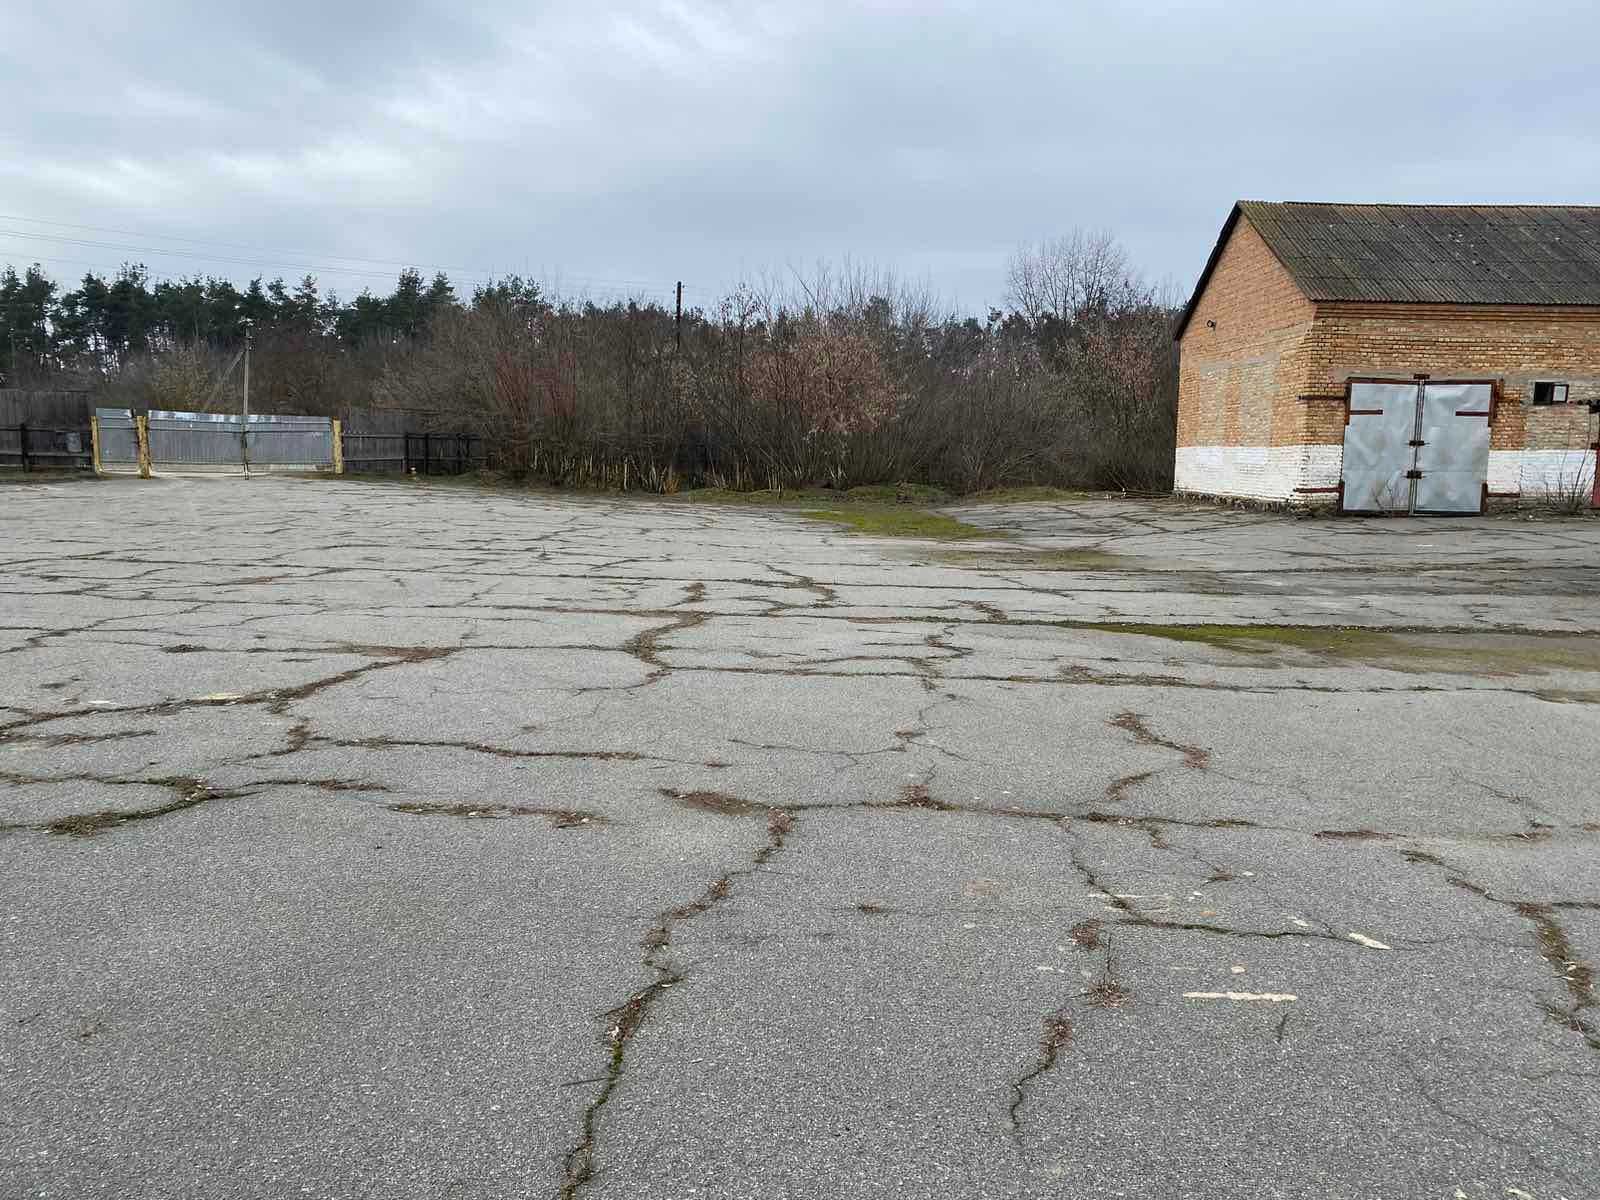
[1340,378,1496,515]
[91,409,341,477]
[94,409,145,476]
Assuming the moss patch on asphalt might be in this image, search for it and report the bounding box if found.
[679,487,837,505]
[680,482,953,506]
[796,505,991,539]
[937,546,1127,570]
[960,485,1092,504]
[1082,622,1600,676]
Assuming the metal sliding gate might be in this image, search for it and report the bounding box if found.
[94,408,335,474]
[1341,381,1492,514]
[147,410,333,472]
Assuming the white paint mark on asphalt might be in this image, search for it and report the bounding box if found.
[1291,918,1312,928]
[1183,991,1297,1003]
[1230,965,1246,974]
[1348,932,1393,950]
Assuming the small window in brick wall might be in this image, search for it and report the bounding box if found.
[1532,381,1570,405]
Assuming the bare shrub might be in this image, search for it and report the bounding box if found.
[25,239,1182,496]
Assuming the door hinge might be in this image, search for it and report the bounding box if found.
[1405,469,1423,480]
[1408,440,1425,447]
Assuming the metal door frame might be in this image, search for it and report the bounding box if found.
[1340,376,1497,515]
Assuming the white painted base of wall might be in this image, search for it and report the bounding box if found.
[1488,449,1595,498]
[1174,444,1342,503]
[1178,444,1597,506]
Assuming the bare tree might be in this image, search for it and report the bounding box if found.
[1005,229,1142,325]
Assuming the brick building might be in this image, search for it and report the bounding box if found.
[1173,202,1600,512]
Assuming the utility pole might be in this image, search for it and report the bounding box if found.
[241,323,252,478]
[675,281,683,353]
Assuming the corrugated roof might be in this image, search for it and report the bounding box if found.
[1174,202,1600,338]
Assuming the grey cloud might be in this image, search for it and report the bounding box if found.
[3,0,1598,311]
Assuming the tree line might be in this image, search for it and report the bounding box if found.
[1,232,1179,492]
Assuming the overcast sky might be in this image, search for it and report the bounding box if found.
[4,0,1598,314]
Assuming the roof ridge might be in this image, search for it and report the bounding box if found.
[1241,199,1600,212]
[1175,201,1600,338]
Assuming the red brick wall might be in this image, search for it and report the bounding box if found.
[1177,220,1315,449]
[1177,216,1600,504]
[1303,304,1600,451]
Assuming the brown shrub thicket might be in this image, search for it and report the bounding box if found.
[17,233,1180,494]
[373,254,1178,493]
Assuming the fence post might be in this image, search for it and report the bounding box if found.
[90,415,103,476]
[423,433,431,476]
[402,433,411,475]
[18,422,29,472]
[331,419,344,475]
[135,414,151,479]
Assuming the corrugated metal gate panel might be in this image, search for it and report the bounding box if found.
[95,408,140,471]
[1341,383,1418,512]
[143,410,334,472]
[1340,381,1491,514]
[148,410,244,470]
[1414,383,1491,514]
[245,415,333,470]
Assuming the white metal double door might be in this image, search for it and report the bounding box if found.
[1341,380,1492,514]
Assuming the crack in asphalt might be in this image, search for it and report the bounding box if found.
[0,773,255,837]
[1398,850,1599,1052]
[8,481,1600,1194]
[1108,711,1210,770]
[558,807,797,1199]
[1007,1008,1073,1142]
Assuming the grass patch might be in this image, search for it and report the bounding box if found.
[796,505,990,539]
[844,482,953,504]
[960,485,1092,504]
[936,546,1126,570]
[1081,622,1600,676]
[678,486,839,505]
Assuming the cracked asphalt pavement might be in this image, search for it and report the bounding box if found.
[3,475,1599,1199]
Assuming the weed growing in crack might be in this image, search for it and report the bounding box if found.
[1086,938,1132,1008]
[1401,848,1447,867]
[1087,978,1133,1008]
[1079,810,1169,849]
[1397,849,1599,1052]
[42,776,240,838]
[386,801,600,827]
[1103,769,1156,805]
[1007,1008,1074,1141]
[659,787,760,817]
[559,808,799,1198]
[1069,919,1103,950]
[882,782,958,811]
[1517,902,1595,1009]
[1109,710,1210,770]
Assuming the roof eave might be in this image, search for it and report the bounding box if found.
[1173,202,1246,342]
